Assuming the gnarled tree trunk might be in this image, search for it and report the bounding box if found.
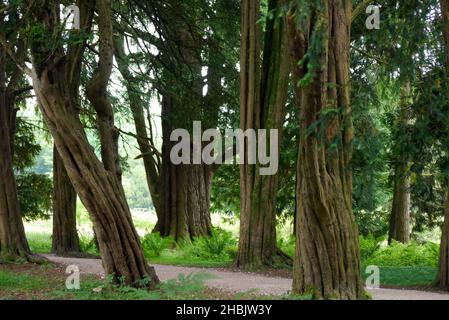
[52,145,80,256]
[0,15,31,262]
[154,95,212,241]
[27,0,159,288]
[152,10,215,241]
[287,0,364,299]
[0,68,30,261]
[237,0,291,269]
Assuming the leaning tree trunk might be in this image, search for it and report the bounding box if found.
[0,32,31,262]
[436,0,449,289]
[27,0,159,288]
[154,95,212,241]
[388,82,411,244]
[237,0,291,268]
[287,0,364,299]
[114,36,162,217]
[52,145,80,256]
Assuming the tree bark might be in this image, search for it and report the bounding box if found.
[0,11,31,262]
[287,0,364,299]
[0,66,30,261]
[388,82,411,244]
[236,0,291,269]
[154,95,212,241]
[436,0,449,289]
[151,9,214,241]
[52,145,80,256]
[27,0,159,288]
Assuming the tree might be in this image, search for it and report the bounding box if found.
[286,0,364,299]
[114,35,162,219]
[436,0,449,289]
[388,81,412,244]
[52,146,80,256]
[116,0,239,241]
[6,0,160,287]
[237,0,291,268]
[0,4,32,262]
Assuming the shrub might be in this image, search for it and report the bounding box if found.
[142,232,174,257]
[78,232,98,255]
[364,240,439,267]
[277,236,295,259]
[359,234,382,263]
[188,228,237,260]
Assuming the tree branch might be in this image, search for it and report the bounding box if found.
[352,0,375,23]
[0,33,32,76]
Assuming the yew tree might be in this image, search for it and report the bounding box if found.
[237,0,291,268]
[0,3,31,262]
[286,0,364,299]
[436,0,449,289]
[1,0,160,287]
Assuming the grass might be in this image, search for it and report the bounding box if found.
[0,264,294,300]
[0,269,49,290]
[27,231,52,253]
[23,216,443,290]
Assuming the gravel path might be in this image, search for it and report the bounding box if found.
[42,254,449,300]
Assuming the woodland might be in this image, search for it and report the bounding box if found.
[1,0,449,301]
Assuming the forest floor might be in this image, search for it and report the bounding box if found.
[42,254,449,300]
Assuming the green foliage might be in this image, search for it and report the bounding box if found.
[159,273,212,300]
[54,272,211,300]
[363,239,439,268]
[359,234,383,262]
[16,173,52,221]
[13,118,42,171]
[189,228,237,260]
[362,266,437,287]
[142,232,175,258]
[78,232,99,255]
[277,235,295,259]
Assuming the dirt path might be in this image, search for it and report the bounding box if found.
[42,254,449,300]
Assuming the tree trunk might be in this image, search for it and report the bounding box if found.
[0,22,31,262]
[436,0,449,289]
[28,0,159,288]
[287,0,364,299]
[151,9,214,241]
[388,82,411,244]
[0,71,30,262]
[237,0,291,269]
[114,36,162,217]
[436,185,449,289]
[52,145,80,256]
[388,163,411,244]
[153,95,212,241]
